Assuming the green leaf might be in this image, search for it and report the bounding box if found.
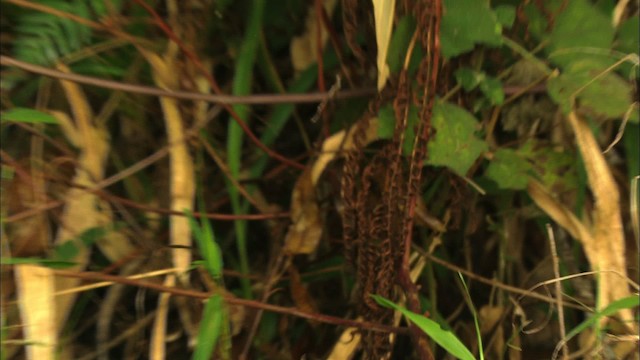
[522,3,548,41]
[192,294,225,360]
[185,210,223,280]
[440,0,503,58]
[13,1,93,66]
[564,295,639,343]
[376,104,421,155]
[615,16,639,55]
[53,241,80,262]
[547,68,633,118]
[454,68,484,91]
[455,69,504,105]
[371,294,476,360]
[494,5,516,29]
[377,105,395,140]
[51,226,107,263]
[1,257,77,269]
[428,102,488,176]
[485,149,532,190]
[386,15,417,73]
[547,0,614,69]
[1,108,58,124]
[478,76,504,105]
[518,140,577,192]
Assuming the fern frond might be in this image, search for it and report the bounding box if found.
[12,0,109,66]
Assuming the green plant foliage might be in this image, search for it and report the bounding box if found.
[386,15,419,74]
[523,142,577,191]
[427,102,488,176]
[378,101,488,177]
[440,0,503,59]
[0,108,58,124]
[455,68,505,105]
[11,0,106,66]
[547,68,633,117]
[547,0,615,70]
[562,295,639,348]
[615,16,640,55]
[192,294,225,360]
[377,103,420,155]
[521,3,548,41]
[455,68,485,91]
[55,227,107,260]
[185,210,223,280]
[0,257,76,269]
[494,5,516,29]
[371,294,476,360]
[485,149,532,190]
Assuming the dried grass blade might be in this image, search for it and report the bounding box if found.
[567,111,633,328]
[15,265,56,360]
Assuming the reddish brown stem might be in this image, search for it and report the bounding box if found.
[132,0,304,170]
[51,269,409,334]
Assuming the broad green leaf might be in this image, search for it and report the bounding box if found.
[53,241,80,262]
[615,16,639,55]
[428,102,488,176]
[485,149,532,190]
[1,108,58,124]
[521,3,548,41]
[547,0,614,69]
[454,68,484,91]
[376,104,420,155]
[192,294,225,360]
[440,0,502,58]
[455,69,504,105]
[478,76,504,105]
[547,69,632,118]
[372,295,476,360]
[613,16,640,79]
[518,140,577,192]
[377,105,396,140]
[386,15,417,73]
[494,5,516,29]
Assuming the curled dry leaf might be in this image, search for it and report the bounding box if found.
[288,264,319,323]
[285,118,379,255]
[284,168,323,255]
[311,117,380,185]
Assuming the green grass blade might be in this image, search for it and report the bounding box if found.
[192,294,224,360]
[457,272,484,360]
[184,210,223,280]
[564,295,639,341]
[371,294,476,360]
[226,0,265,299]
[1,108,58,124]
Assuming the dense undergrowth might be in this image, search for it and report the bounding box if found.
[1,0,638,359]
